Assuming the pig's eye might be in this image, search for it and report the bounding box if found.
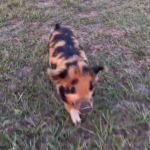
[89,81,93,91]
[65,86,76,94]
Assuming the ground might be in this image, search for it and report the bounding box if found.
[0,0,150,149]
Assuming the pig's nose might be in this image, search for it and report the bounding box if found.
[80,101,92,114]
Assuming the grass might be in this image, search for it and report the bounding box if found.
[0,0,150,149]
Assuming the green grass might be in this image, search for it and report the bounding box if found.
[0,0,150,149]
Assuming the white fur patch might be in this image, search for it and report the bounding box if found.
[70,109,81,124]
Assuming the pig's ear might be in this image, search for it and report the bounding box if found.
[90,65,108,82]
[91,65,104,75]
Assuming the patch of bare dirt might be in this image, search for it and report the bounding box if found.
[78,11,99,18]
[15,66,33,79]
[93,44,105,50]
[107,28,124,38]
[8,82,17,92]
[0,19,24,43]
[124,61,142,76]
[115,122,149,150]
[26,22,52,40]
[114,98,150,149]
[83,25,125,40]
[0,19,23,32]
[124,56,150,76]
[97,27,125,38]
[135,83,149,96]
[80,0,121,7]
[138,56,150,66]
[36,1,59,8]
[115,99,150,112]
[28,0,60,8]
